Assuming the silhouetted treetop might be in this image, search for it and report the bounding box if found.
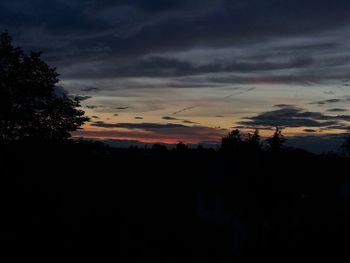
[0,31,88,142]
[221,128,240,148]
[266,127,286,152]
[176,141,188,151]
[247,129,260,145]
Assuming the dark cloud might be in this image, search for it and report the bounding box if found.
[91,121,222,135]
[278,43,339,52]
[134,117,143,119]
[87,121,226,143]
[73,95,92,101]
[239,105,350,129]
[162,116,179,121]
[182,120,199,124]
[303,129,318,133]
[167,82,221,88]
[81,87,100,92]
[92,122,187,129]
[3,0,350,83]
[206,74,322,86]
[86,105,104,109]
[327,108,348,112]
[274,104,295,108]
[162,116,198,124]
[312,99,342,105]
[114,107,129,110]
[115,56,315,77]
[60,55,317,79]
[93,121,105,124]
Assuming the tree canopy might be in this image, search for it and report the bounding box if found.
[0,31,88,142]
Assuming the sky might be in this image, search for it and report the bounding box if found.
[3,0,350,150]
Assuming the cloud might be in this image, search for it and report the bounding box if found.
[85,121,226,143]
[162,116,198,124]
[81,87,100,92]
[92,122,187,129]
[311,99,342,105]
[327,108,348,112]
[182,119,198,124]
[114,107,129,110]
[134,116,143,119]
[73,95,92,101]
[86,105,104,109]
[274,104,295,108]
[115,56,315,78]
[303,129,318,133]
[162,116,179,121]
[239,105,350,129]
[4,0,350,85]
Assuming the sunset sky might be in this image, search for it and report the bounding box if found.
[3,0,350,148]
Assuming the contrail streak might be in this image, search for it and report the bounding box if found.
[172,87,256,115]
[173,105,201,115]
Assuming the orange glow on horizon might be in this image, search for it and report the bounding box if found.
[74,124,347,146]
[73,131,216,144]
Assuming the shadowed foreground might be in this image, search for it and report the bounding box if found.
[1,140,350,261]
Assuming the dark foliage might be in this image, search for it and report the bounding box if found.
[266,127,286,152]
[1,138,350,261]
[0,32,88,142]
[221,129,243,153]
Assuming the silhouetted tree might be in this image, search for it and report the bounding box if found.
[176,141,188,151]
[266,127,286,152]
[221,129,242,152]
[0,31,88,142]
[246,129,261,149]
[152,143,168,153]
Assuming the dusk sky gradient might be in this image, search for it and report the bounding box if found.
[3,0,350,149]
